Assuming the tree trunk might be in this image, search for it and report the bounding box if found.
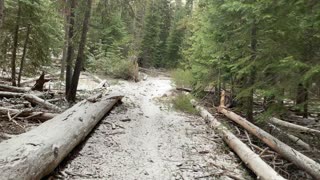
[18,24,31,87]
[296,83,308,118]
[23,94,61,111]
[218,108,320,179]
[0,94,123,179]
[0,84,30,93]
[31,72,50,91]
[246,20,257,122]
[11,1,21,86]
[65,0,76,95]
[0,0,4,30]
[67,0,92,102]
[60,0,69,81]
[191,100,285,180]
[270,117,320,135]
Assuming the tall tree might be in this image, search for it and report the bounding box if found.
[67,0,92,102]
[65,0,76,94]
[17,24,30,86]
[0,0,4,30]
[11,1,21,86]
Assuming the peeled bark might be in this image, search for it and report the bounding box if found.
[191,100,284,180]
[218,108,320,179]
[270,117,320,135]
[0,94,123,179]
[0,107,57,121]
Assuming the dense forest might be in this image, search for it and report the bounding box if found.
[0,0,320,179]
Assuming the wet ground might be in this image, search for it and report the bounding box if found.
[49,76,250,179]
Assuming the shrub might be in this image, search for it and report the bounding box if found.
[172,94,198,114]
[171,68,194,87]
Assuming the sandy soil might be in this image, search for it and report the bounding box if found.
[50,76,250,180]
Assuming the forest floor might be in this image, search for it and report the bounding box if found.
[47,74,250,180]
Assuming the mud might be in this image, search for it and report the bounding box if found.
[50,76,250,180]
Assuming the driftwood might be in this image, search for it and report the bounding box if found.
[0,107,56,121]
[0,94,123,179]
[218,108,320,179]
[270,117,320,135]
[0,84,30,93]
[191,100,284,180]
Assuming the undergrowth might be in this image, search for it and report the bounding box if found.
[171,68,194,88]
[172,94,198,114]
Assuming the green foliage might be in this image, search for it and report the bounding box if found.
[1,0,63,73]
[171,68,194,88]
[172,94,197,114]
[180,0,320,120]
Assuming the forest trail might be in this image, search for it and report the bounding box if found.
[51,76,248,180]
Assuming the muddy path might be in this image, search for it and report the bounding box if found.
[50,76,250,180]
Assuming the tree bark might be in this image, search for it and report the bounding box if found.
[11,1,21,86]
[0,107,57,121]
[191,100,284,180]
[0,94,123,179]
[18,24,31,87]
[31,72,50,91]
[218,107,320,179]
[0,0,4,31]
[67,0,92,102]
[296,83,308,118]
[270,117,320,135]
[60,0,69,81]
[65,0,76,95]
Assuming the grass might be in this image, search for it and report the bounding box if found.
[172,94,198,114]
[171,68,194,88]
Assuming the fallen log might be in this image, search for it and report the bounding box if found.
[19,72,60,87]
[0,94,123,179]
[0,91,25,98]
[267,123,312,151]
[23,94,61,111]
[0,107,57,121]
[270,117,320,135]
[191,100,284,180]
[218,108,320,179]
[0,84,30,93]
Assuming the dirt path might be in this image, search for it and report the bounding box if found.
[51,76,249,179]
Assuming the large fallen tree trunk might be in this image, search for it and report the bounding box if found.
[0,94,123,179]
[218,108,320,179]
[270,117,320,135]
[0,84,30,93]
[191,100,284,180]
[0,107,57,121]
